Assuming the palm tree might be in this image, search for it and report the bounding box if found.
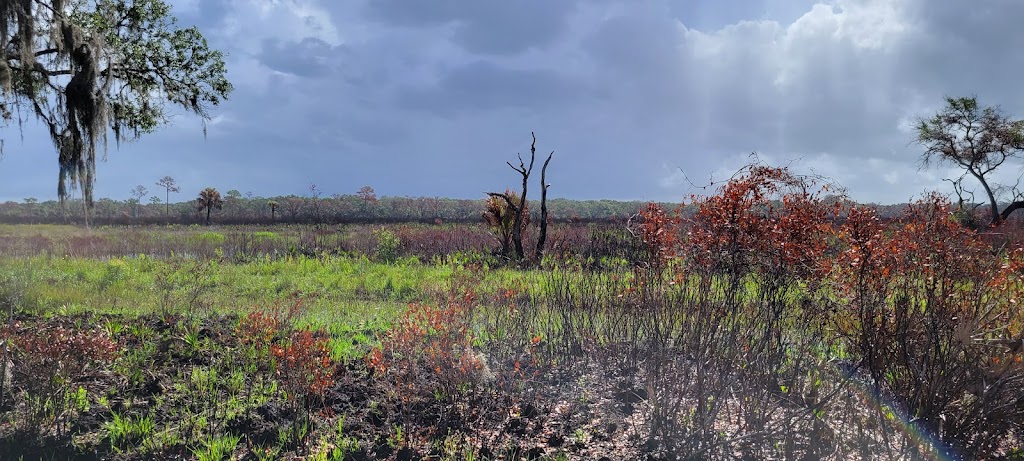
[196,187,224,225]
[268,200,279,221]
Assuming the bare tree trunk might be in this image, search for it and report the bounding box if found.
[1000,200,1024,223]
[82,199,91,230]
[970,169,1002,225]
[489,133,550,261]
[505,134,538,260]
[500,226,512,257]
[535,151,553,260]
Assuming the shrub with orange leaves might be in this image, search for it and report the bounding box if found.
[238,309,279,351]
[683,165,836,283]
[368,291,487,410]
[636,203,680,273]
[237,299,335,407]
[5,325,119,432]
[271,329,335,404]
[829,193,1024,460]
[237,298,307,354]
[9,325,119,383]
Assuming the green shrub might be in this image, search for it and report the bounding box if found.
[99,258,129,290]
[373,229,401,263]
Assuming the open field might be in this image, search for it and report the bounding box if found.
[2,170,1024,461]
[5,1,1024,459]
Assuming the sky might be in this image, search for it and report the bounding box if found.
[2,0,1024,204]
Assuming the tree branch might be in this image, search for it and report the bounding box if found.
[1000,201,1024,222]
[485,192,518,215]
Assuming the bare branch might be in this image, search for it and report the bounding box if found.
[676,167,710,191]
[485,192,518,214]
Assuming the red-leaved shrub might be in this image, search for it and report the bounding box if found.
[368,291,486,417]
[830,193,1024,459]
[5,325,119,432]
[271,330,334,404]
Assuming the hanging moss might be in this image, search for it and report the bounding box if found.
[2,1,109,207]
[0,60,11,93]
[2,0,232,210]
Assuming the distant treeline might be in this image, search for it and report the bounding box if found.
[0,194,676,226]
[2,192,1007,228]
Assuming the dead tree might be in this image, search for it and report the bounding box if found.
[488,132,550,261]
[535,151,553,259]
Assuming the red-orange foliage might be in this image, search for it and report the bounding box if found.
[684,165,835,281]
[368,291,485,403]
[237,299,335,405]
[4,324,120,430]
[271,330,335,402]
[8,325,119,382]
[637,203,680,272]
[988,247,1024,369]
[831,193,995,330]
[829,193,1024,458]
[237,299,306,348]
[238,309,279,351]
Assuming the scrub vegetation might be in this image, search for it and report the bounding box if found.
[1,164,1023,460]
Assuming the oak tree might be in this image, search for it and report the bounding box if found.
[917,96,1024,225]
[1,0,231,210]
[357,185,377,203]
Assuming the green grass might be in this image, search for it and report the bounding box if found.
[0,244,566,384]
[0,250,550,354]
[1,254,424,314]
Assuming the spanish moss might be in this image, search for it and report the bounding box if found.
[0,0,232,211]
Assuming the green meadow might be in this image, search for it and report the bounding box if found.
[2,188,1023,461]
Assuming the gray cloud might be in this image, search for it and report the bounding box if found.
[362,0,578,55]
[396,60,596,116]
[5,0,1024,205]
[259,37,340,78]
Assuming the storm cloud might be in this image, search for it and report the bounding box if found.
[3,0,1023,204]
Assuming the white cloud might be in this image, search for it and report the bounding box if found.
[10,0,1024,204]
[221,0,341,49]
[164,0,1024,203]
